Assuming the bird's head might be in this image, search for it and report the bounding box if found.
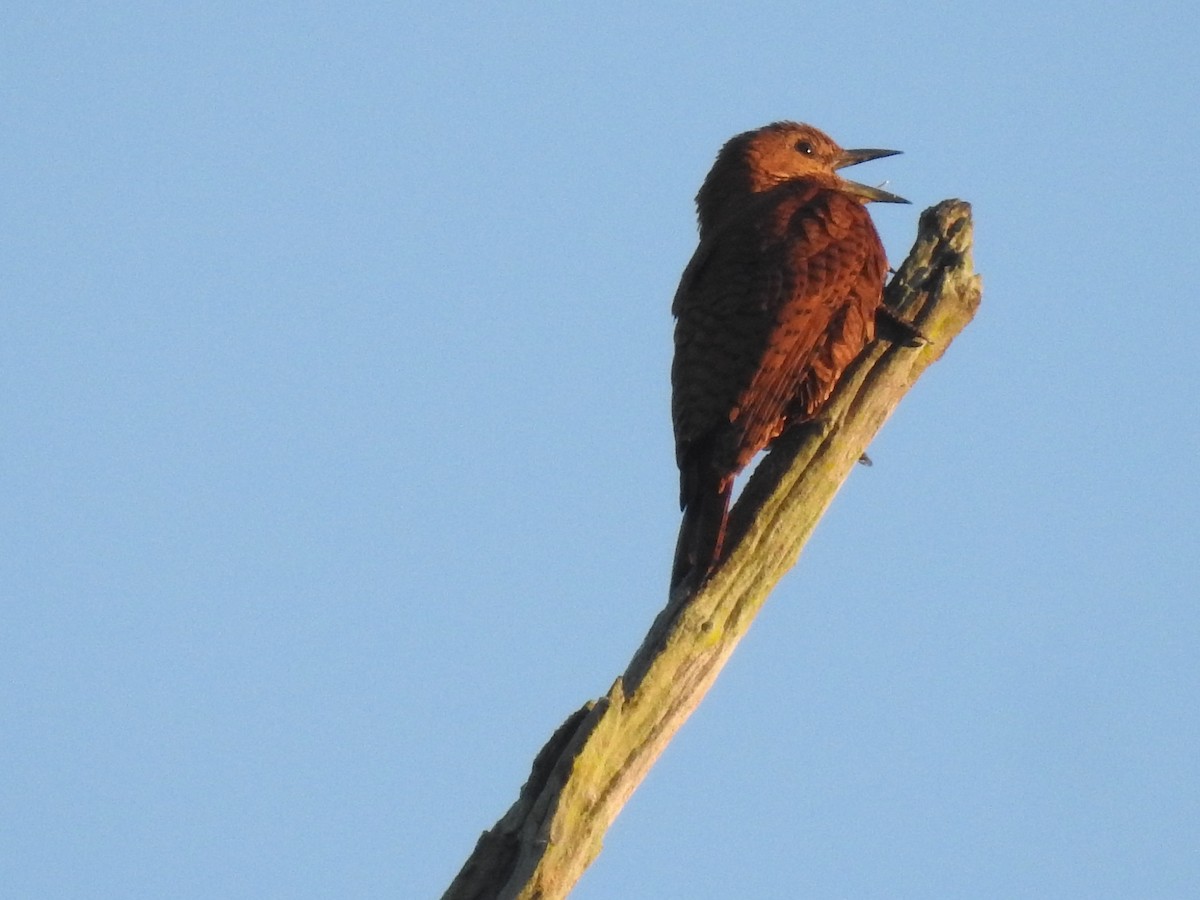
[696,121,907,233]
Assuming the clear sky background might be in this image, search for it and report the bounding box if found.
[4,3,1198,898]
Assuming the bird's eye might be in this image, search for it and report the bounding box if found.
[794,140,815,156]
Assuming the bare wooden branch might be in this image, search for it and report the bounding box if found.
[442,200,983,900]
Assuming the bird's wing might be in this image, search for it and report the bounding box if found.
[670,209,778,468]
[730,192,883,464]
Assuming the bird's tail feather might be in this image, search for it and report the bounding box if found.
[670,467,733,597]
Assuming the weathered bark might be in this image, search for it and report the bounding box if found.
[442,200,983,900]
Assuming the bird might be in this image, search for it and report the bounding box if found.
[669,121,908,594]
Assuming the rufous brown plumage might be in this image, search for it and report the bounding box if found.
[670,121,908,593]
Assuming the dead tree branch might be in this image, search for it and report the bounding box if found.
[443,200,983,900]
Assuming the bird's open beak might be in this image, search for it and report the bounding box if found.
[836,148,902,169]
[835,148,909,204]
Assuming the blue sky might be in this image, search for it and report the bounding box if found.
[4,3,1198,897]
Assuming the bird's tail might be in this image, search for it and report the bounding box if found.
[670,463,733,597]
